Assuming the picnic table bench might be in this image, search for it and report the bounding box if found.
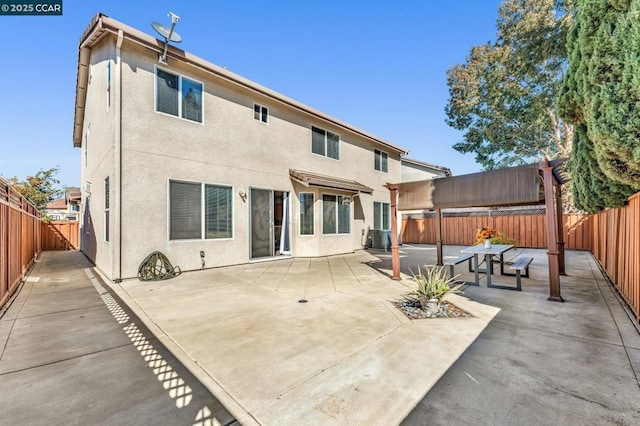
[444,253,477,286]
[509,256,533,290]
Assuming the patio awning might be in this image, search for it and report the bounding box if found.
[289,169,373,194]
[398,163,543,210]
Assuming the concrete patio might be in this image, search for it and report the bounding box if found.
[2,245,639,425]
[107,249,498,425]
[105,244,640,425]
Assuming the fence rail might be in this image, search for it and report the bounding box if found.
[0,178,41,310]
[402,213,593,250]
[42,221,79,250]
[591,193,640,322]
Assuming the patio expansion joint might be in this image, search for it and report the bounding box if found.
[343,257,385,288]
[4,303,107,322]
[0,340,142,377]
[278,260,310,293]
[246,322,404,415]
[327,259,338,292]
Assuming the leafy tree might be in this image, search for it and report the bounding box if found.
[558,0,637,211]
[8,167,63,210]
[446,0,574,170]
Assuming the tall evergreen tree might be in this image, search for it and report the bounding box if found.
[568,125,633,212]
[587,0,640,188]
[446,0,574,170]
[559,0,637,211]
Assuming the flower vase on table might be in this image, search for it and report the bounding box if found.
[476,226,497,247]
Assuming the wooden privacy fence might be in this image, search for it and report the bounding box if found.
[0,178,42,309]
[42,221,79,250]
[402,212,593,250]
[591,193,640,322]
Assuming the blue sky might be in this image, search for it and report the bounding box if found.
[0,0,503,188]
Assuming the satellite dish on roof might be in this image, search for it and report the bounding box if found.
[152,12,182,64]
[152,22,183,43]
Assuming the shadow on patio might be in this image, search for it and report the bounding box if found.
[367,244,640,425]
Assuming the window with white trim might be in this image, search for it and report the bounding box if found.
[254,103,269,123]
[169,180,233,240]
[156,69,203,123]
[322,194,350,234]
[373,202,390,230]
[104,177,110,242]
[299,193,314,235]
[311,126,340,159]
[374,149,388,172]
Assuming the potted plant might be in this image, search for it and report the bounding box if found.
[405,265,463,313]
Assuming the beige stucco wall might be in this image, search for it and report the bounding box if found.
[401,161,447,183]
[79,40,117,279]
[82,36,402,279]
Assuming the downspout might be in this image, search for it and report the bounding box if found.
[114,30,124,282]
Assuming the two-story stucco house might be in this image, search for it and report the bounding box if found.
[73,14,409,281]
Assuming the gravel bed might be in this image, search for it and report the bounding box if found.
[392,295,474,319]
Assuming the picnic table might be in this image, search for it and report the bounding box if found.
[460,244,514,288]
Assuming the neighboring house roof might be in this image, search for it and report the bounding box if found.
[65,187,81,203]
[73,13,409,156]
[401,157,452,176]
[290,169,373,194]
[46,198,67,210]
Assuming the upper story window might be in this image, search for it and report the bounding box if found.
[156,68,203,123]
[374,149,388,172]
[254,103,269,124]
[311,126,339,160]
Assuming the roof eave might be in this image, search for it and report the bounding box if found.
[402,157,452,176]
[72,14,409,155]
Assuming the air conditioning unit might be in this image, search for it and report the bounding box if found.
[370,230,391,251]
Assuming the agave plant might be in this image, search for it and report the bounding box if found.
[406,265,463,307]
